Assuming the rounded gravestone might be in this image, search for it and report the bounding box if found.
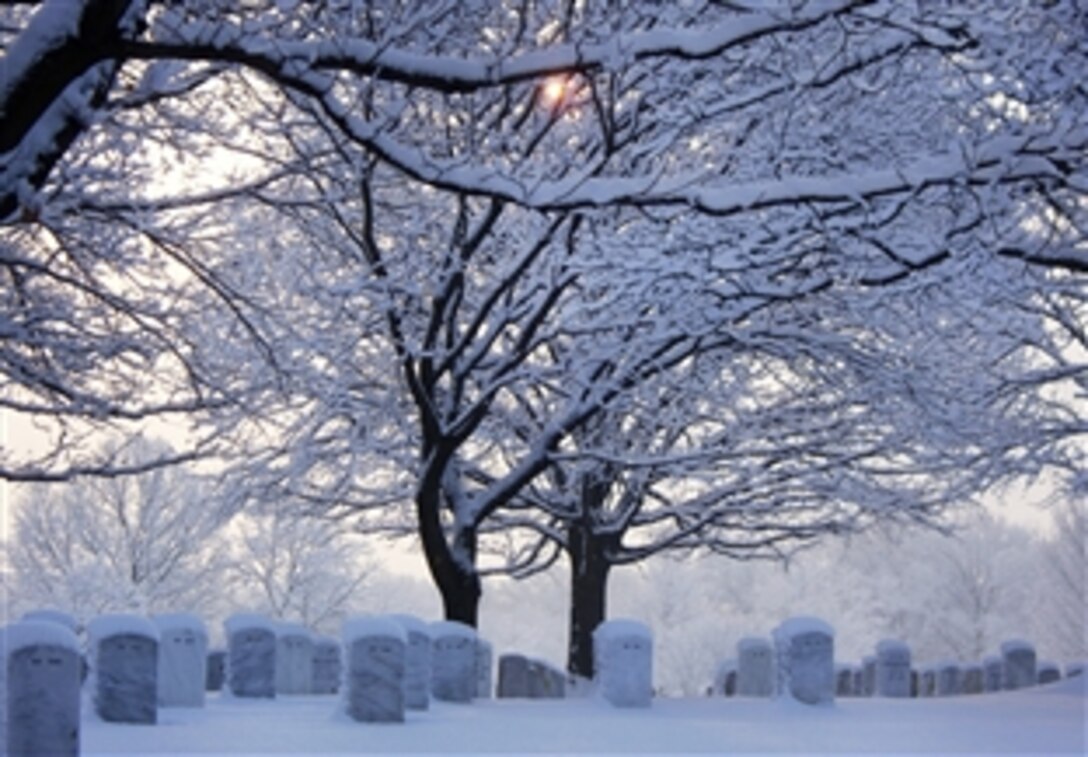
[153,613,207,708]
[389,615,431,710]
[343,616,406,723]
[835,665,854,697]
[875,640,911,698]
[225,614,276,698]
[594,619,653,708]
[311,636,342,695]
[1001,640,1036,691]
[936,662,962,697]
[498,653,531,698]
[736,637,774,698]
[3,621,82,757]
[920,667,936,697]
[88,614,159,724]
[275,623,314,695]
[982,655,1003,692]
[772,617,834,706]
[430,621,477,704]
[962,664,984,695]
[1037,661,1061,686]
[20,609,79,633]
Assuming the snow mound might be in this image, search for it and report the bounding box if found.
[389,614,431,636]
[87,614,159,641]
[21,609,79,631]
[275,622,311,639]
[1,620,81,653]
[594,619,652,641]
[343,616,407,644]
[1000,639,1034,654]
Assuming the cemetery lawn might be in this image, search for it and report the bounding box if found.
[81,676,1085,755]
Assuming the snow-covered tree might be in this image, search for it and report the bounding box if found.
[5,435,236,622]
[1034,500,1087,660]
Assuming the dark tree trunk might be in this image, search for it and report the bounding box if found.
[566,517,613,680]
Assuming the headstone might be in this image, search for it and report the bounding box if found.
[225,614,276,698]
[498,653,532,698]
[475,638,493,698]
[772,617,834,706]
[1064,662,1084,679]
[936,662,962,696]
[343,617,405,723]
[3,621,82,757]
[921,667,936,697]
[711,659,735,697]
[275,623,314,695]
[1001,640,1036,691]
[983,655,1003,692]
[962,664,983,695]
[153,613,207,708]
[1037,661,1061,685]
[205,650,226,692]
[835,665,854,697]
[875,640,911,698]
[527,658,566,699]
[87,614,159,724]
[430,621,477,703]
[910,669,919,698]
[852,667,863,697]
[862,655,877,697]
[311,636,342,695]
[389,615,431,710]
[736,637,774,698]
[593,619,653,708]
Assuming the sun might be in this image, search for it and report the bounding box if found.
[540,77,567,107]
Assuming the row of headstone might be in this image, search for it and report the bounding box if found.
[714,619,838,705]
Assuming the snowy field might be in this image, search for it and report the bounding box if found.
[83,676,1086,755]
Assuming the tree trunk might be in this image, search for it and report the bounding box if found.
[566,518,612,680]
[414,452,482,627]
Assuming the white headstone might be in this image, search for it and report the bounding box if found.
[311,636,341,695]
[772,617,834,706]
[3,621,82,757]
[736,637,774,697]
[430,621,477,703]
[1001,640,1036,691]
[875,640,911,698]
[87,614,159,724]
[389,615,431,710]
[936,662,962,696]
[153,614,207,708]
[225,614,276,698]
[475,638,493,698]
[343,617,406,723]
[594,619,653,708]
[275,623,314,695]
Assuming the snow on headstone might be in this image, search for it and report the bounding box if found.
[1037,661,1061,686]
[527,658,566,699]
[594,619,653,708]
[736,637,774,698]
[3,621,82,757]
[205,649,226,692]
[983,655,1003,692]
[343,616,406,723]
[936,662,962,697]
[835,665,854,697]
[311,636,342,695]
[225,614,276,698]
[861,655,877,697]
[475,638,493,699]
[429,621,477,704]
[772,617,834,706]
[87,614,159,724]
[875,640,911,698]
[152,613,207,708]
[962,664,983,695]
[20,609,79,633]
[1001,640,1036,691]
[389,615,430,710]
[275,623,314,695]
[497,653,531,698]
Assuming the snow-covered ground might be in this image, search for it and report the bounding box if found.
[82,676,1086,755]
